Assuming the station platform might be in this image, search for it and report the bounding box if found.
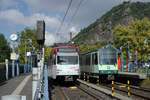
[118,71,147,79]
[0,73,32,100]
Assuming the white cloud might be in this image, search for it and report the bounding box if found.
[45,31,56,46]
[0,9,61,30]
[70,26,78,33]
[0,9,79,43]
[1,0,150,44]
[23,0,67,13]
[0,0,18,9]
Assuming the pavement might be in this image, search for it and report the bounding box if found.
[0,73,32,100]
[118,71,147,79]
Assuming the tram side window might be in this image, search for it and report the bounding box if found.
[82,55,86,66]
[92,53,98,65]
[79,56,82,65]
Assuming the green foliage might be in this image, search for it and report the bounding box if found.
[45,46,52,62]
[73,2,150,45]
[141,78,150,89]
[0,34,10,63]
[130,2,150,19]
[19,28,39,64]
[78,42,106,54]
[112,17,150,61]
[73,21,97,44]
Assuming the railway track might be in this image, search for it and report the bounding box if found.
[50,78,150,100]
[101,82,150,100]
[51,81,96,100]
[50,79,132,100]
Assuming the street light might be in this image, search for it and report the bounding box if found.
[120,45,128,72]
[144,39,150,77]
[120,42,132,72]
[24,38,32,73]
[16,32,21,76]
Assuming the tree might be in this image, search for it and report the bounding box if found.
[112,17,150,61]
[0,34,10,63]
[45,46,52,62]
[19,28,39,64]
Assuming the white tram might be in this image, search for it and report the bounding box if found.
[47,46,80,81]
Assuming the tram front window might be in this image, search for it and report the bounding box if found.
[100,51,117,65]
[57,56,78,65]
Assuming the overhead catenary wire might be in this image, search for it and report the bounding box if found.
[56,0,73,35]
[67,0,85,41]
[68,0,84,27]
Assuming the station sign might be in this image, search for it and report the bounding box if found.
[10,53,17,60]
[27,52,31,56]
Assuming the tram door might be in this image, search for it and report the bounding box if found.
[92,52,98,73]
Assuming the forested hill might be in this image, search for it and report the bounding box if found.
[73,1,150,45]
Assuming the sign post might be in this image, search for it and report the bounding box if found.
[10,33,18,78]
[135,50,138,72]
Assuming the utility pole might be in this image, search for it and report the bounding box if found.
[16,33,21,76]
[70,32,72,42]
[32,20,45,100]
[120,46,124,72]
[24,40,27,73]
[128,41,130,72]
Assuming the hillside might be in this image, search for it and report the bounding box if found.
[73,1,150,45]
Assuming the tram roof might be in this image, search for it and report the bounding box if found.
[99,44,119,52]
[80,44,119,55]
[53,46,78,49]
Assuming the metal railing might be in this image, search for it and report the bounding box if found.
[33,64,49,100]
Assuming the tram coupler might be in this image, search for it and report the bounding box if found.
[65,76,73,81]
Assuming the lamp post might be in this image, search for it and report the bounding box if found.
[120,46,124,72]
[24,38,32,73]
[120,45,129,72]
[29,39,32,71]
[16,32,21,76]
[128,41,131,72]
[144,39,150,77]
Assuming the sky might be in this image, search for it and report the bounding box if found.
[0,0,149,46]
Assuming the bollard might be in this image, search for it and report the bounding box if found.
[87,75,89,83]
[83,73,86,81]
[5,59,8,80]
[112,81,114,97]
[97,76,100,86]
[127,80,130,97]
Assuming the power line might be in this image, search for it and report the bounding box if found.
[68,0,84,27]
[56,0,73,35]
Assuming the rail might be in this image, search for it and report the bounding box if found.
[76,79,132,100]
[101,81,150,100]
